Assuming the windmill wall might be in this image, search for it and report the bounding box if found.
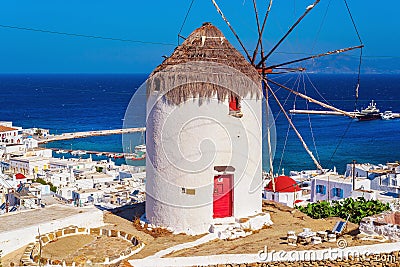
[145,91,262,234]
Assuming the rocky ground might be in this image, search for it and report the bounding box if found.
[194,250,400,267]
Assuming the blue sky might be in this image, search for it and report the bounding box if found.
[0,0,398,73]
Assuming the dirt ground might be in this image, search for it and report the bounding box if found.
[166,201,381,257]
[2,246,27,267]
[42,235,95,259]
[102,204,202,259]
[1,202,384,266]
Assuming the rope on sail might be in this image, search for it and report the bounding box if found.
[343,0,363,110]
[273,74,300,121]
[310,0,332,53]
[277,75,301,174]
[304,72,332,106]
[266,80,324,173]
[301,73,320,163]
[210,0,252,62]
[327,0,364,165]
[178,0,195,45]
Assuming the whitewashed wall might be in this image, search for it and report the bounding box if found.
[146,93,262,235]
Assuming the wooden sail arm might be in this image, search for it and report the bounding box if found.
[257,67,306,74]
[267,78,357,118]
[210,0,252,62]
[266,81,325,173]
[265,45,364,70]
[251,0,273,65]
[257,0,320,68]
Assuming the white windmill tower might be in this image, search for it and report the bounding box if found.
[145,23,265,234]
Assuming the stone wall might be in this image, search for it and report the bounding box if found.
[20,226,143,266]
[198,251,400,267]
[359,211,400,241]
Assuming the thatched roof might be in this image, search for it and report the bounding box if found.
[147,22,261,105]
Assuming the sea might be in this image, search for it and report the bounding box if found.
[1,73,399,173]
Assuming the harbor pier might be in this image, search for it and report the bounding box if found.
[38,127,146,144]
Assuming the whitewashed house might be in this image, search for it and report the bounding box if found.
[263,176,303,208]
[310,174,374,202]
[145,23,265,234]
[72,188,105,205]
[345,162,400,195]
[0,122,22,145]
[9,156,50,177]
[23,136,39,150]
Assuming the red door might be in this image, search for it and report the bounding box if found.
[213,175,233,218]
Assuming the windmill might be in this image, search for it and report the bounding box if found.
[206,0,364,184]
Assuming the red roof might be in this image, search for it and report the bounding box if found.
[265,176,301,193]
[15,173,26,179]
[0,125,18,132]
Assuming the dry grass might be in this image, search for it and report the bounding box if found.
[2,245,27,267]
[147,22,261,106]
[41,235,95,259]
[132,217,173,238]
[102,206,205,260]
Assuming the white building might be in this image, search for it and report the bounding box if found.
[23,127,50,138]
[23,136,39,150]
[311,174,374,202]
[9,156,50,177]
[345,162,400,196]
[0,122,22,145]
[263,176,303,208]
[145,23,264,234]
[72,188,105,205]
[47,169,75,187]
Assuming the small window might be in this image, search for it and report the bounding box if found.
[332,188,343,198]
[316,185,326,194]
[229,94,243,118]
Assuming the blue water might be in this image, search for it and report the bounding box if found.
[1,73,399,172]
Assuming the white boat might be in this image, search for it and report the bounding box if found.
[55,149,67,154]
[71,150,86,156]
[135,144,146,153]
[355,100,381,121]
[381,111,395,120]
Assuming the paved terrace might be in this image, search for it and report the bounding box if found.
[0,205,91,232]
[0,204,104,255]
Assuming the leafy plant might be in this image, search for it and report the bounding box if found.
[296,197,390,224]
[34,178,57,193]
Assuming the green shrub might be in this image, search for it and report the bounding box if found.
[296,197,390,224]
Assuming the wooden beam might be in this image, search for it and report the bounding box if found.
[267,78,356,118]
[251,0,273,65]
[266,80,324,172]
[265,45,364,69]
[211,0,252,62]
[257,0,320,68]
